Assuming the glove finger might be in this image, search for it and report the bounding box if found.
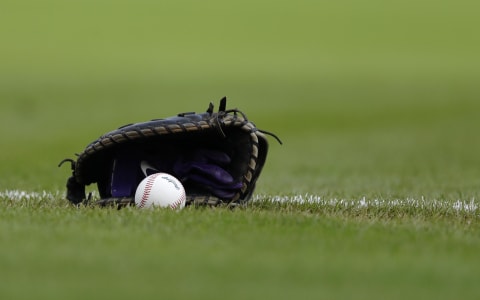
[190,162,235,184]
[188,173,243,190]
[188,174,242,198]
[173,160,235,184]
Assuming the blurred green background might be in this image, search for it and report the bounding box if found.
[1,2,480,300]
[1,0,479,199]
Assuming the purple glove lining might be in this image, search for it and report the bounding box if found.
[188,174,242,198]
[109,149,242,199]
[174,161,234,184]
[110,156,138,197]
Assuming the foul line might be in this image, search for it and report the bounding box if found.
[1,190,478,213]
[253,194,479,213]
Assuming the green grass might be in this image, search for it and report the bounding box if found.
[1,0,480,299]
[1,197,479,300]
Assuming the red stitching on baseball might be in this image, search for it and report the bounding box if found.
[170,192,186,210]
[139,174,160,208]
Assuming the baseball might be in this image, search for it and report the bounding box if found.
[135,173,186,210]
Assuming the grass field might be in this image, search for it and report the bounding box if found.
[1,0,480,299]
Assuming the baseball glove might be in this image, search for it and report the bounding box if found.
[59,97,281,207]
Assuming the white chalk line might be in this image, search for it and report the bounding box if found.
[0,190,64,201]
[1,190,478,213]
[253,194,479,213]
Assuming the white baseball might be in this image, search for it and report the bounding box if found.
[134,173,186,210]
